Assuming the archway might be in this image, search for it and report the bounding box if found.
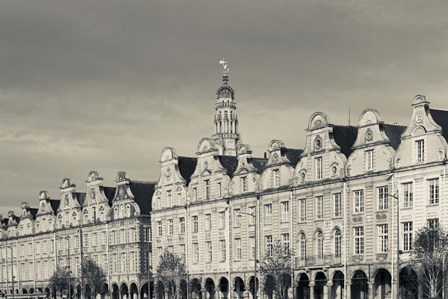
[248,276,259,299]
[351,270,368,299]
[101,283,109,299]
[233,277,245,298]
[278,274,291,299]
[130,283,138,299]
[331,271,344,299]
[44,287,50,298]
[218,277,229,299]
[399,267,418,299]
[76,285,82,299]
[179,280,188,299]
[22,289,28,294]
[205,278,215,299]
[120,284,129,299]
[29,288,34,294]
[263,275,275,299]
[314,272,327,299]
[85,284,92,299]
[112,284,119,299]
[296,273,310,299]
[155,281,164,299]
[373,269,391,298]
[190,279,201,299]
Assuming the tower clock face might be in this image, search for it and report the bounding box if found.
[90,189,96,200]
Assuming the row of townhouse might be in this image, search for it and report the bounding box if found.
[151,72,448,299]
[0,171,155,299]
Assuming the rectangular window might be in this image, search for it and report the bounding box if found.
[265,235,273,257]
[206,241,212,262]
[193,243,199,264]
[179,217,185,234]
[273,170,281,187]
[282,233,290,253]
[333,193,342,217]
[234,238,242,260]
[416,139,425,162]
[180,244,186,260]
[205,214,211,231]
[315,157,323,179]
[193,187,197,201]
[220,240,226,262]
[354,190,364,213]
[249,206,256,225]
[167,190,172,207]
[217,182,222,198]
[157,221,162,237]
[403,222,413,251]
[366,150,374,171]
[315,196,323,220]
[241,176,248,193]
[264,204,272,223]
[219,211,226,229]
[403,182,413,208]
[377,186,389,210]
[299,199,306,222]
[192,215,199,233]
[377,224,388,253]
[249,237,255,260]
[428,218,439,229]
[168,219,174,235]
[205,180,210,199]
[234,209,241,227]
[281,201,289,222]
[354,226,364,255]
[429,178,440,204]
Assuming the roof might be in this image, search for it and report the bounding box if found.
[282,148,303,167]
[75,192,87,207]
[30,208,38,218]
[383,124,406,150]
[332,125,358,157]
[430,109,448,141]
[178,157,197,184]
[251,158,268,173]
[103,186,117,205]
[50,199,60,212]
[218,155,239,178]
[129,181,156,215]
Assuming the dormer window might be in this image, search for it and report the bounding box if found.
[416,139,425,162]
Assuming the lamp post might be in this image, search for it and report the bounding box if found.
[388,192,400,299]
[147,235,152,299]
[65,236,71,299]
[238,209,257,299]
[8,245,15,299]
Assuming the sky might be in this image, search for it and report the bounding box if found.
[1,0,448,215]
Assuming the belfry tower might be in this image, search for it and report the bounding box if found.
[212,60,241,156]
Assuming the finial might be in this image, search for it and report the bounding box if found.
[219,59,229,85]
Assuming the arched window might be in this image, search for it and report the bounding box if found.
[126,204,131,217]
[334,228,342,258]
[316,231,324,259]
[300,233,307,261]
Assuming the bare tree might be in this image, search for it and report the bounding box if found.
[259,240,292,299]
[155,250,187,299]
[79,257,107,299]
[411,226,448,298]
[48,266,71,298]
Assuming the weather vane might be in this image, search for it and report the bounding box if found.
[219,59,229,75]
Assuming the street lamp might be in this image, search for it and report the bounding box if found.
[65,236,71,299]
[238,210,257,299]
[7,245,15,299]
[387,192,400,299]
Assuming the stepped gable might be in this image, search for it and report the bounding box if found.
[129,181,156,215]
[282,148,303,167]
[332,125,358,157]
[251,157,268,173]
[383,124,406,150]
[178,157,198,184]
[430,108,448,141]
[218,155,238,178]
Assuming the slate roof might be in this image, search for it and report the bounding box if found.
[251,158,268,173]
[30,208,38,218]
[129,181,156,215]
[219,156,239,178]
[1,218,9,226]
[103,186,117,205]
[75,192,87,206]
[332,125,358,157]
[430,109,448,141]
[383,124,406,150]
[50,199,60,212]
[178,157,197,184]
[282,148,303,167]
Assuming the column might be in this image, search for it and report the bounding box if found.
[346,283,351,299]
[325,280,332,299]
[309,282,315,299]
[368,281,374,299]
[201,288,207,299]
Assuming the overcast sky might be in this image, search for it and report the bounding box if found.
[1,0,448,215]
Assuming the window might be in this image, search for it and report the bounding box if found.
[179,217,185,234]
[403,222,413,251]
[354,227,364,255]
[299,233,307,260]
[315,196,323,220]
[429,178,439,204]
[193,243,199,264]
[205,179,210,199]
[299,199,306,222]
[334,229,342,257]
[265,235,273,256]
[167,190,172,207]
[282,233,290,253]
[427,218,439,229]
[249,237,255,260]
[333,193,342,217]
[241,176,248,193]
[168,219,174,235]
[205,214,211,231]
[206,241,212,262]
[193,187,197,201]
[180,244,186,260]
[273,170,281,187]
[354,190,364,213]
[264,204,272,223]
[249,206,256,225]
[217,183,222,198]
[377,224,388,253]
[219,211,226,229]
[403,182,413,208]
[377,186,389,210]
[316,231,324,259]
[192,216,199,233]
[416,139,425,162]
[220,240,226,261]
[234,238,242,260]
[365,150,374,171]
[157,221,162,237]
[234,209,241,227]
[315,157,323,179]
[281,201,289,222]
